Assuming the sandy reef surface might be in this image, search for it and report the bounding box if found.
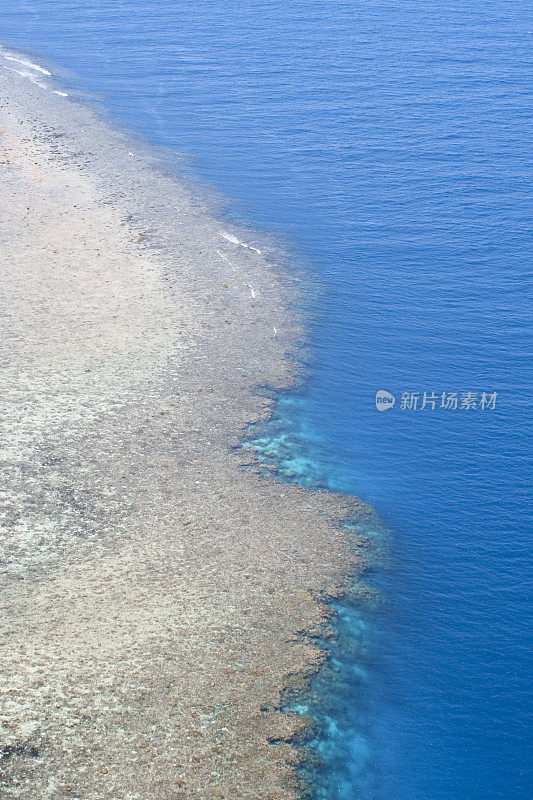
[0,66,365,799]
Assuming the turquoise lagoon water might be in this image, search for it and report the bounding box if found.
[1,2,531,798]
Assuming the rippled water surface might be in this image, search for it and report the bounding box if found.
[1,2,531,798]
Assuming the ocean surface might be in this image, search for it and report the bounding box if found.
[1,2,531,798]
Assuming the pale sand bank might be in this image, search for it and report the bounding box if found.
[0,67,367,799]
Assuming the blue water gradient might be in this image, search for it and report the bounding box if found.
[1,1,531,798]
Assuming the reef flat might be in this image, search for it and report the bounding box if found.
[0,66,366,800]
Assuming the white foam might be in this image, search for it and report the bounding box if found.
[1,60,68,96]
[1,65,47,89]
[3,53,51,76]
[216,249,237,271]
[220,231,262,254]
[220,231,241,245]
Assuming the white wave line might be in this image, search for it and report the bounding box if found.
[1,65,47,88]
[216,249,236,271]
[3,54,51,76]
[219,230,262,255]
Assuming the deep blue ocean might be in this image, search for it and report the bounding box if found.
[1,2,531,798]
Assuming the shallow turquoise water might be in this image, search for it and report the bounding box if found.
[1,2,531,798]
